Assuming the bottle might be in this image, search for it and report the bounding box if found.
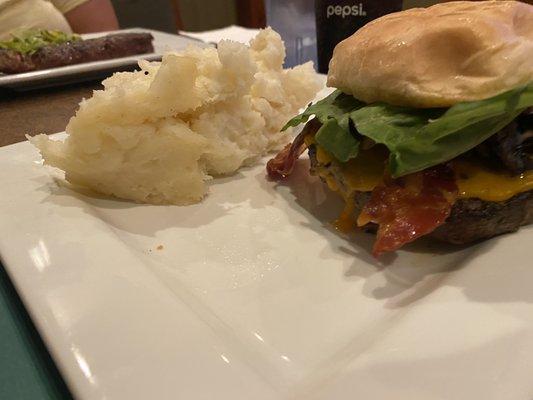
[264,0,318,68]
[315,0,403,73]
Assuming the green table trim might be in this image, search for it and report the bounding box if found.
[0,262,73,400]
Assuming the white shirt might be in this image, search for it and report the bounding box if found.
[0,0,88,40]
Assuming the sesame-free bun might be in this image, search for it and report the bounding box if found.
[327,1,533,108]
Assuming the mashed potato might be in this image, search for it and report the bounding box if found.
[29,28,321,204]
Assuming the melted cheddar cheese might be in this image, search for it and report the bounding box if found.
[307,135,386,194]
[311,142,532,202]
[454,161,533,202]
[341,146,387,192]
[334,201,357,233]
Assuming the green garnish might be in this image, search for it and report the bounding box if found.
[284,83,533,177]
[0,30,81,55]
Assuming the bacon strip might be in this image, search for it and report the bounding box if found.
[357,165,458,256]
[267,120,320,180]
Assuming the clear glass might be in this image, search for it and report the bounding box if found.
[264,0,318,69]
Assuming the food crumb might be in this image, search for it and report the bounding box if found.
[156,245,164,250]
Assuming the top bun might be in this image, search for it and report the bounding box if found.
[327,1,533,108]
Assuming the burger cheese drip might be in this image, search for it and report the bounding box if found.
[453,161,533,202]
[357,165,458,256]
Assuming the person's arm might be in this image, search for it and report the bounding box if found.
[64,0,119,33]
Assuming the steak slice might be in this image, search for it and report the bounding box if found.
[0,32,154,74]
[308,143,532,245]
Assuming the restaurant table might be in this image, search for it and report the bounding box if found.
[0,81,101,400]
[0,81,101,147]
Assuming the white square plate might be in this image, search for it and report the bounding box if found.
[1,132,532,399]
[0,28,208,90]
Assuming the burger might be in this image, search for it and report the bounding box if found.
[267,1,532,256]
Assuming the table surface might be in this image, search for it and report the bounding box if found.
[0,82,102,400]
[0,82,101,147]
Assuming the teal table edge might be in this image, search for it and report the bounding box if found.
[0,261,73,400]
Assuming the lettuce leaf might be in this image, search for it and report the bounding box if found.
[283,91,364,162]
[284,83,533,176]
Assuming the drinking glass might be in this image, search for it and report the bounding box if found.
[264,0,318,68]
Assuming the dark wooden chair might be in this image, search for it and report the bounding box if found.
[236,0,266,28]
[171,0,266,30]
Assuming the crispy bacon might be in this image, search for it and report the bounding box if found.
[267,119,320,180]
[357,165,458,256]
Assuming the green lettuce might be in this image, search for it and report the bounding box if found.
[284,83,533,177]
